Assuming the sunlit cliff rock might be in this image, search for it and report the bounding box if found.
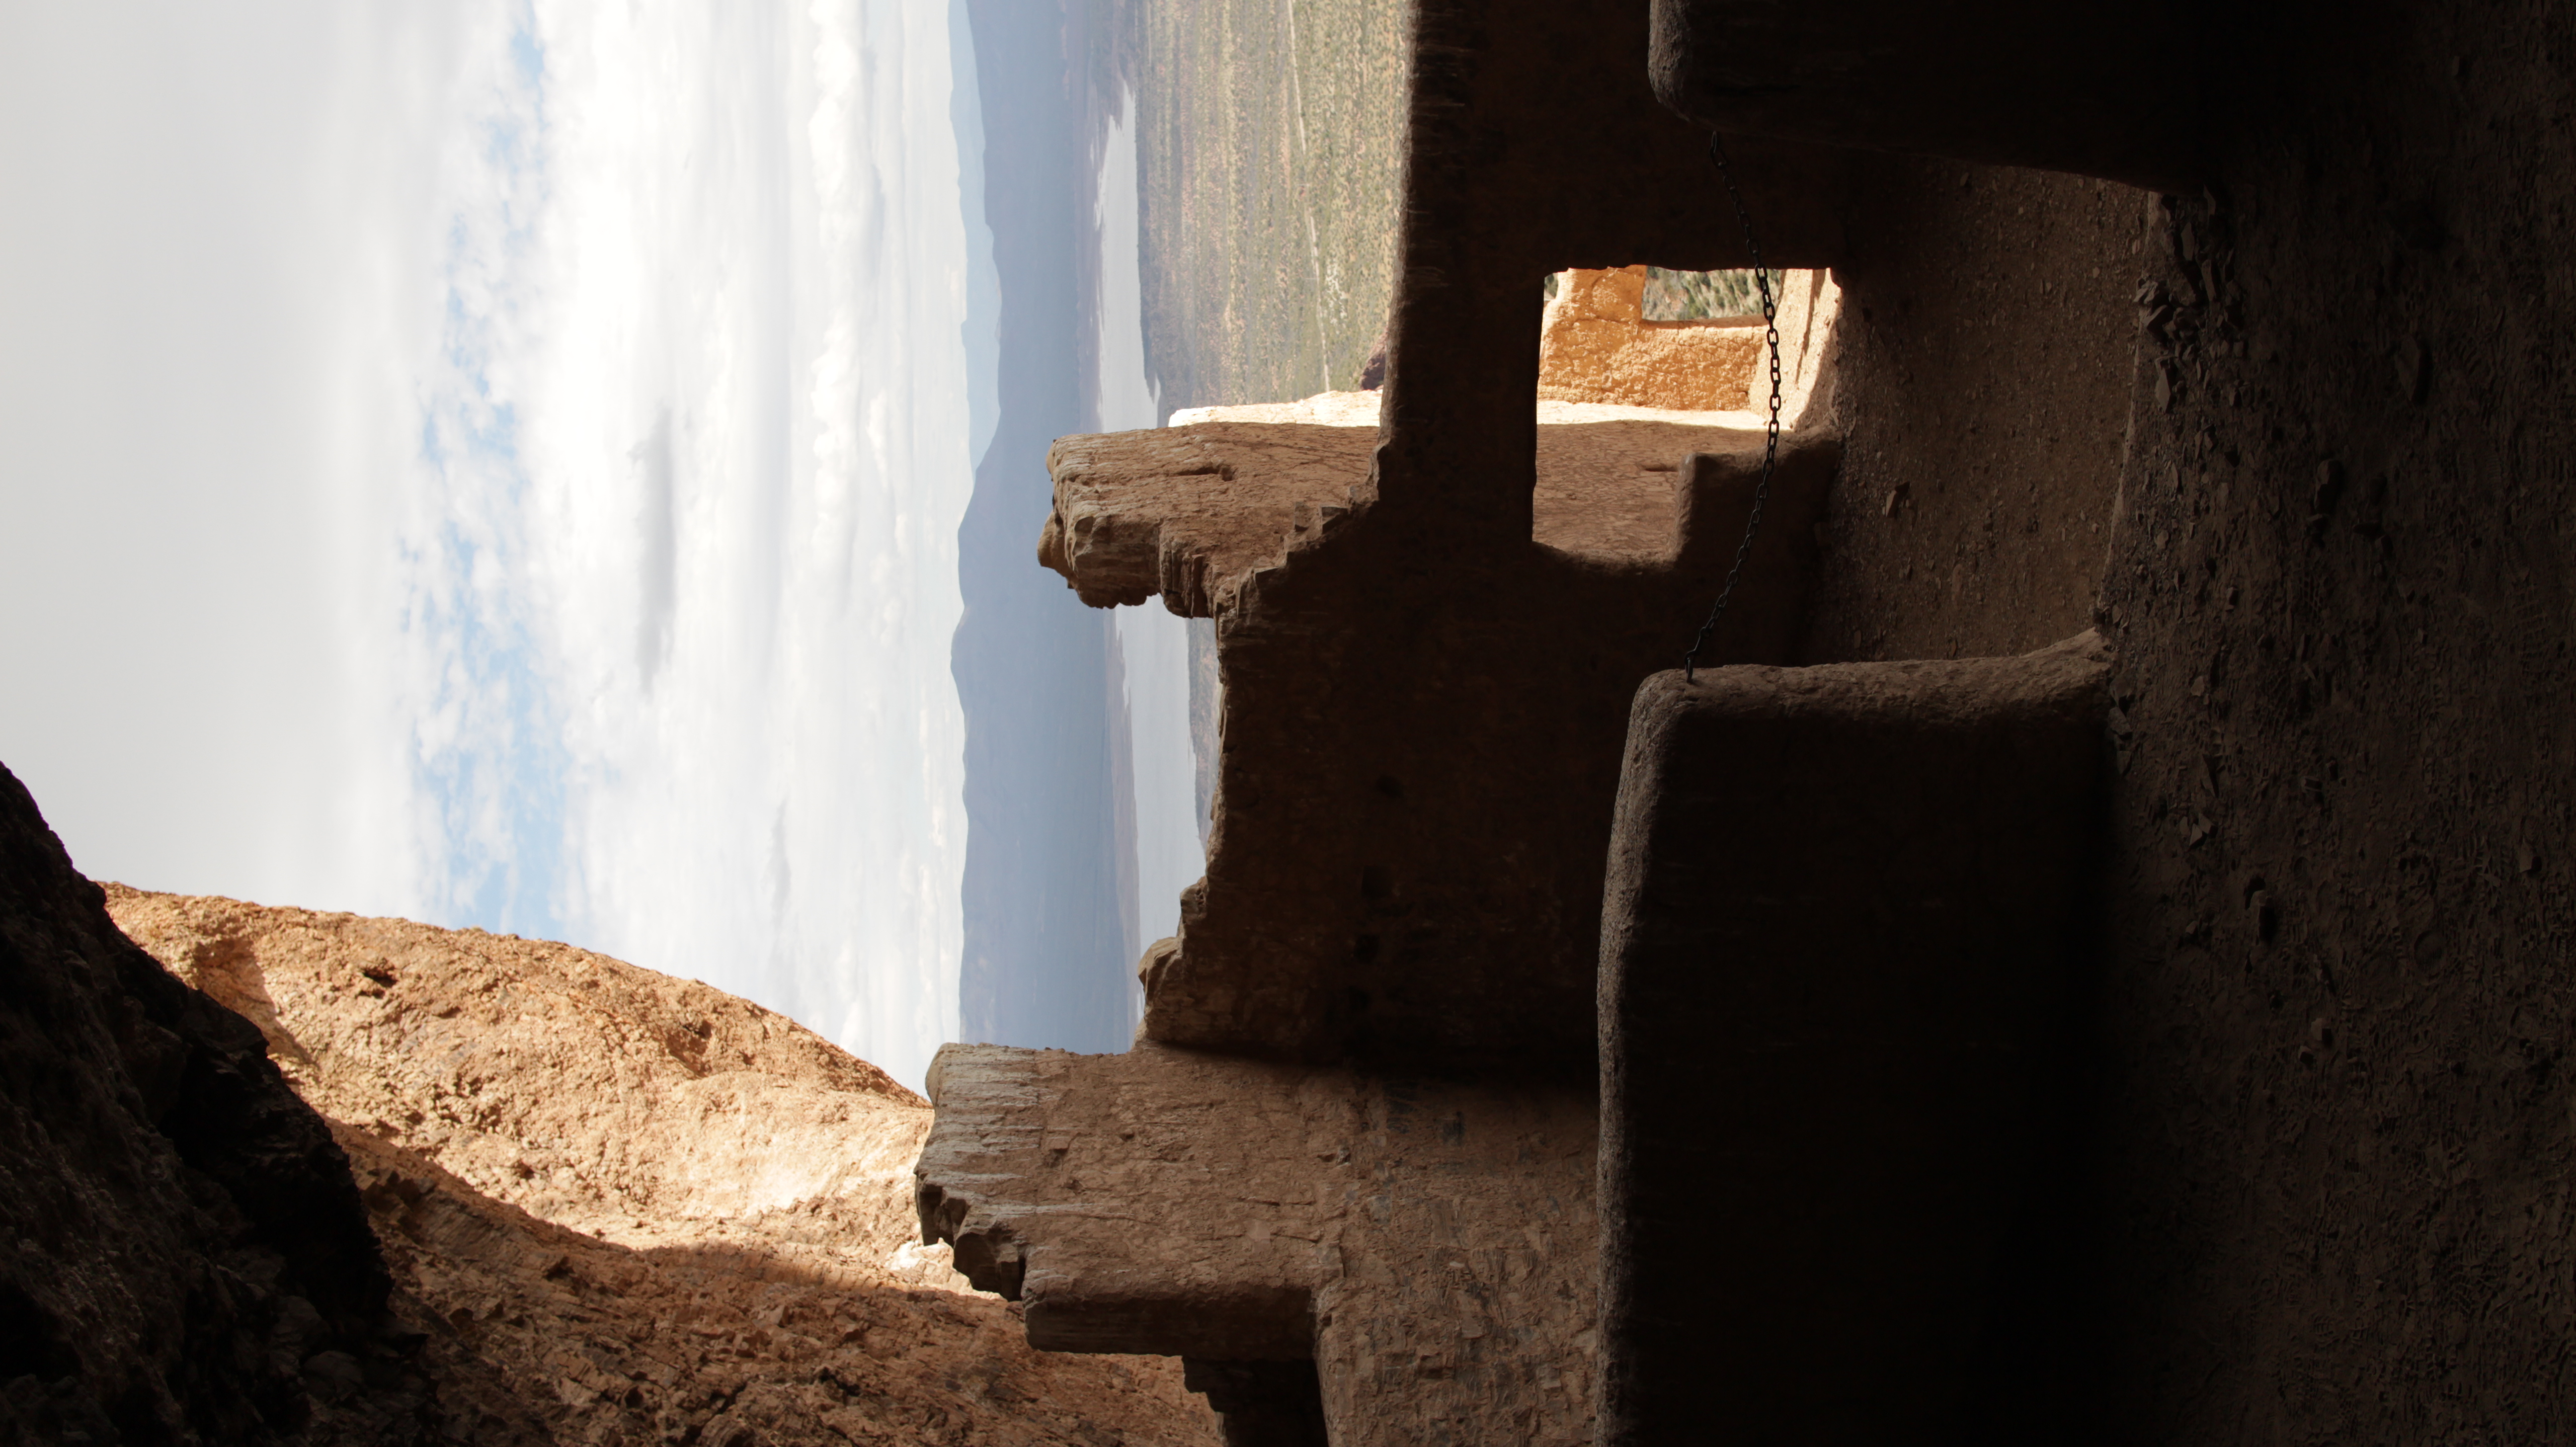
[0,750,1217,1447]
[94,884,1220,1446]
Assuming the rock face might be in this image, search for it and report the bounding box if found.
[98,886,1221,1446]
[1535,265,1765,411]
[1597,634,2112,1444]
[942,0,2576,1438]
[1036,389,1841,1081]
[1008,0,2576,1437]
[0,763,436,1445]
[918,1044,1599,1447]
[104,888,928,1255]
[934,3,1862,1441]
[1041,415,1827,617]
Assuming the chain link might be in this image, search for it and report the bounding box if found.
[1682,132,1782,684]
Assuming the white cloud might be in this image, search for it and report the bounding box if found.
[405,0,976,1091]
[0,1,465,919]
[1092,90,1201,1020]
[0,0,978,1095]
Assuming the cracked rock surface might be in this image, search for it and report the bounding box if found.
[106,886,1219,1447]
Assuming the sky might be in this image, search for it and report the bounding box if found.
[1097,93,1201,966]
[0,0,1167,1096]
[946,10,1195,1063]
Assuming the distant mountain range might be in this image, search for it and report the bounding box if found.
[950,0,1134,1054]
[948,0,1403,1055]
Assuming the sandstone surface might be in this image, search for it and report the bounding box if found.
[0,764,440,1445]
[1040,415,1815,617]
[1536,264,1765,410]
[918,1044,1599,1447]
[944,0,2576,1436]
[103,887,1220,1447]
[1599,633,2111,1443]
[1169,390,1782,429]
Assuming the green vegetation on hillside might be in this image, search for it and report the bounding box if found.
[1129,0,1409,411]
[1120,7,1781,408]
[1640,266,1785,322]
[1545,266,1785,322]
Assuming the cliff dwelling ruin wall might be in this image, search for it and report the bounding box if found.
[1801,161,2151,665]
[920,0,2576,1440]
[930,0,2175,1439]
[7,0,2566,1439]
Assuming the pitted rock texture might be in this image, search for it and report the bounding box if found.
[104,887,929,1254]
[917,1044,1599,1447]
[0,763,444,1446]
[1035,400,1841,1073]
[2074,6,2576,1434]
[1025,0,1862,1074]
[1537,265,1764,411]
[104,888,1221,1447]
[1041,416,1806,618]
[1797,160,2146,666]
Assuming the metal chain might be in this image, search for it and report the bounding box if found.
[1682,132,1782,684]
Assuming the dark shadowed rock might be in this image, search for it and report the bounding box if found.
[0,762,426,1445]
[1598,633,2109,1444]
[104,884,1225,1447]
